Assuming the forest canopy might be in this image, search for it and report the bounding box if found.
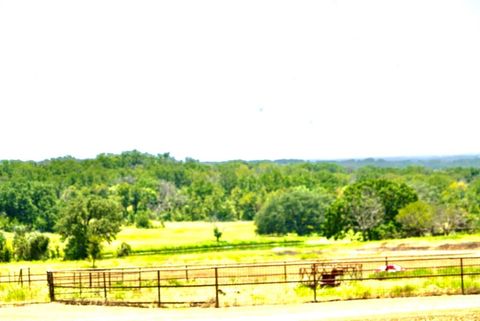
[0,151,479,243]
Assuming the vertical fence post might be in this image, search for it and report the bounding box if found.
[284,262,287,282]
[28,268,31,289]
[103,272,107,301]
[214,267,219,308]
[89,272,92,288]
[312,263,317,303]
[157,270,161,308]
[460,258,465,295]
[47,272,55,302]
[185,265,189,282]
[385,257,389,267]
[19,268,23,287]
[79,272,82,296]
[139,268,142,289]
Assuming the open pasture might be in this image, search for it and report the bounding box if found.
[2,222,480,306]
[48,255,480,307]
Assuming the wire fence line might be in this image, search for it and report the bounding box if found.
[0,268,46,287]
[45,256,480,307]
[0,267,48,305]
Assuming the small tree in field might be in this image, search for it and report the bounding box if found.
[88,236,102,268]
[213,226,222,243]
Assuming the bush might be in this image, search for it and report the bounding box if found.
[0,231,12,262]
[12,229,50,261]
[27,233,50,260]
[396,201,434,237]
[12,228,29,260]
[116,242,132,257]
[135,211,152,229]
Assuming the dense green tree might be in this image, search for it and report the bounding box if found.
[324,198,351,239]
[343,179,418,224]
[255,188,333,236]
[466,178,480,215]
[396,201,435,236]
[56,190,122,260]
[441,181,469,210]
[345,185,385,240]
[0,181,58,231]
[433,205,470,235]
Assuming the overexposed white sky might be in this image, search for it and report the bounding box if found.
[1,0,479,162]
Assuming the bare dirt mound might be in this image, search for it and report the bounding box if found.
[436,242,480,251]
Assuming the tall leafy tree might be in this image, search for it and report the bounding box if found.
[255,188,333,236]
[396,201,435,236]
[56,189,122,260]
[346,185,385,240]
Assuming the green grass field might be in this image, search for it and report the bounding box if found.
[2,222,480,305]
[2,221,480,273]
[108,221,304,253]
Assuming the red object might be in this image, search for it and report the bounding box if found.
[376,264,404,272]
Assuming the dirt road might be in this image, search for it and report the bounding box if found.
[2,295,480,321]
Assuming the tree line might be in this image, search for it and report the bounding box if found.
[0,151,479,261]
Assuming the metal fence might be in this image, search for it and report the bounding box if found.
[0,268,48,304]
[47,256,480,307]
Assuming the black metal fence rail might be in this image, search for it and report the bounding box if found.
[0,268,47,286]
[0,268,48,305]
[47,256,480,307]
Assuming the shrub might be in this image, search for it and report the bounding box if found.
[116,242,132,257]
[0,231,12,262]
[12,229,50,261]
[135,211,152,229]
[27,233,50,260]
[396,201,434,237]
[12,228,29,260]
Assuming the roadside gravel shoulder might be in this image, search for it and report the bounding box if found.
[2,295,480,321]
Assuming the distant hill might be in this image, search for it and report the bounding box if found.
[274,155,480,169]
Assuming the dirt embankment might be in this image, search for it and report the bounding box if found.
[353,241,480,258]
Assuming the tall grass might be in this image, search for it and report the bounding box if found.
[0,283,49,303]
